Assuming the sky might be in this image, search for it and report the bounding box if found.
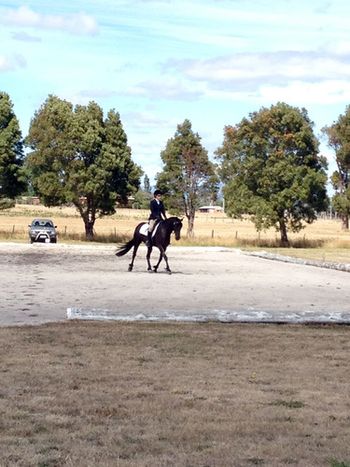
[1,0,350,189]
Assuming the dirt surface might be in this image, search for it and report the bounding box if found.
[0,242,349,327]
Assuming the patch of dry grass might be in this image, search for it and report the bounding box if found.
[258,247,350,264]
[1,321,350,466]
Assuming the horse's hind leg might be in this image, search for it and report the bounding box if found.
[146,247,153,272]
[163,252,171,274]
[128,242,141,271]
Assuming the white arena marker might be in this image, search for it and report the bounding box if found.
[67,308,350,324]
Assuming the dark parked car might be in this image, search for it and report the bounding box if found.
[28,218,58,243]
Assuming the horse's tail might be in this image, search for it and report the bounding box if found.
[115,239,135,257]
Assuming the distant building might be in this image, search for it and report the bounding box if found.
[198,205,224,213]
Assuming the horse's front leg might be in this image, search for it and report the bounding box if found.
[153,247,170,273]
[146,246,153,272]
[153,250,163,273]
[129,242,141,271]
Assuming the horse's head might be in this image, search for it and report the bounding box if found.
[171,217,183,241]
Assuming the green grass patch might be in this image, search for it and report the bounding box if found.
[329,460,350,467]
[270,400,305,409]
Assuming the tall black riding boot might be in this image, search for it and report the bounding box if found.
[145,231,152,247]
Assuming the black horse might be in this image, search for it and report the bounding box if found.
[115,216,183,273]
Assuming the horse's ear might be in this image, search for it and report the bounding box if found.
[180,217,184,222]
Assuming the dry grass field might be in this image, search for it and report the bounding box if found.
[1,321,350,467]
[1,203,350,264]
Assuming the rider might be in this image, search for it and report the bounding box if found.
[146,189,167,247]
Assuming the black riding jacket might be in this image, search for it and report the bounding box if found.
[149,199,166,220]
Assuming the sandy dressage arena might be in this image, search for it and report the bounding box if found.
[0,242,349,327]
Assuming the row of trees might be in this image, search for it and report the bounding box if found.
[1,91,349,244]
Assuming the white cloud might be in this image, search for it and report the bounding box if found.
[170,50,350,85]
[123,111,172,129]
[0,56,11,72]
[259,80,350,106]
[125,79,203,101]
[0,6,98,35]
[162,48,350,106]
[12,31,42,42]
[199,78,350,110]
[326,40,350,56]
[0,54,26,72]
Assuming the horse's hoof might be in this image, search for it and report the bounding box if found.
[153,267,158,273]
[166,269,172,275]
[148,268,153,273]
[128,266,133,272]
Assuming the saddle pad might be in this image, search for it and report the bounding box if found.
[139,223,160,237]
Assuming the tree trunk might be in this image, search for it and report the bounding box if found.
[83,198,96,241]
[279,219,289,246]
[187,210,195,237]
[74,199,96,241]
[341,214,349,230]
[84,220,95,241]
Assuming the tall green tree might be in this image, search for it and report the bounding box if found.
[0,92,26,209]
[132,174,152,209]
[322,106,350,229]
[216,102,328,245]
[25,95,141,239]
[143,174,151,194]
[156,119,219,236]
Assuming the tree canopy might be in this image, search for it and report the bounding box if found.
[216,102,328,244]
[0,92,26,210]
[25,95,141,239]
[156,119,218,236]
[322,106,350,229]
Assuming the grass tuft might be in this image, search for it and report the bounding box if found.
[270,400,305,409]
[329,460,350,467]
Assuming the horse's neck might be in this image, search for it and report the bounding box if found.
[162,221,173,242]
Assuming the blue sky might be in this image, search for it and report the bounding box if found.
[1,1,350,187]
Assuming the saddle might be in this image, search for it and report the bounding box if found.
[139,221,161,237]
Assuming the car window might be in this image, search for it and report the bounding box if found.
[31,220,54,228]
